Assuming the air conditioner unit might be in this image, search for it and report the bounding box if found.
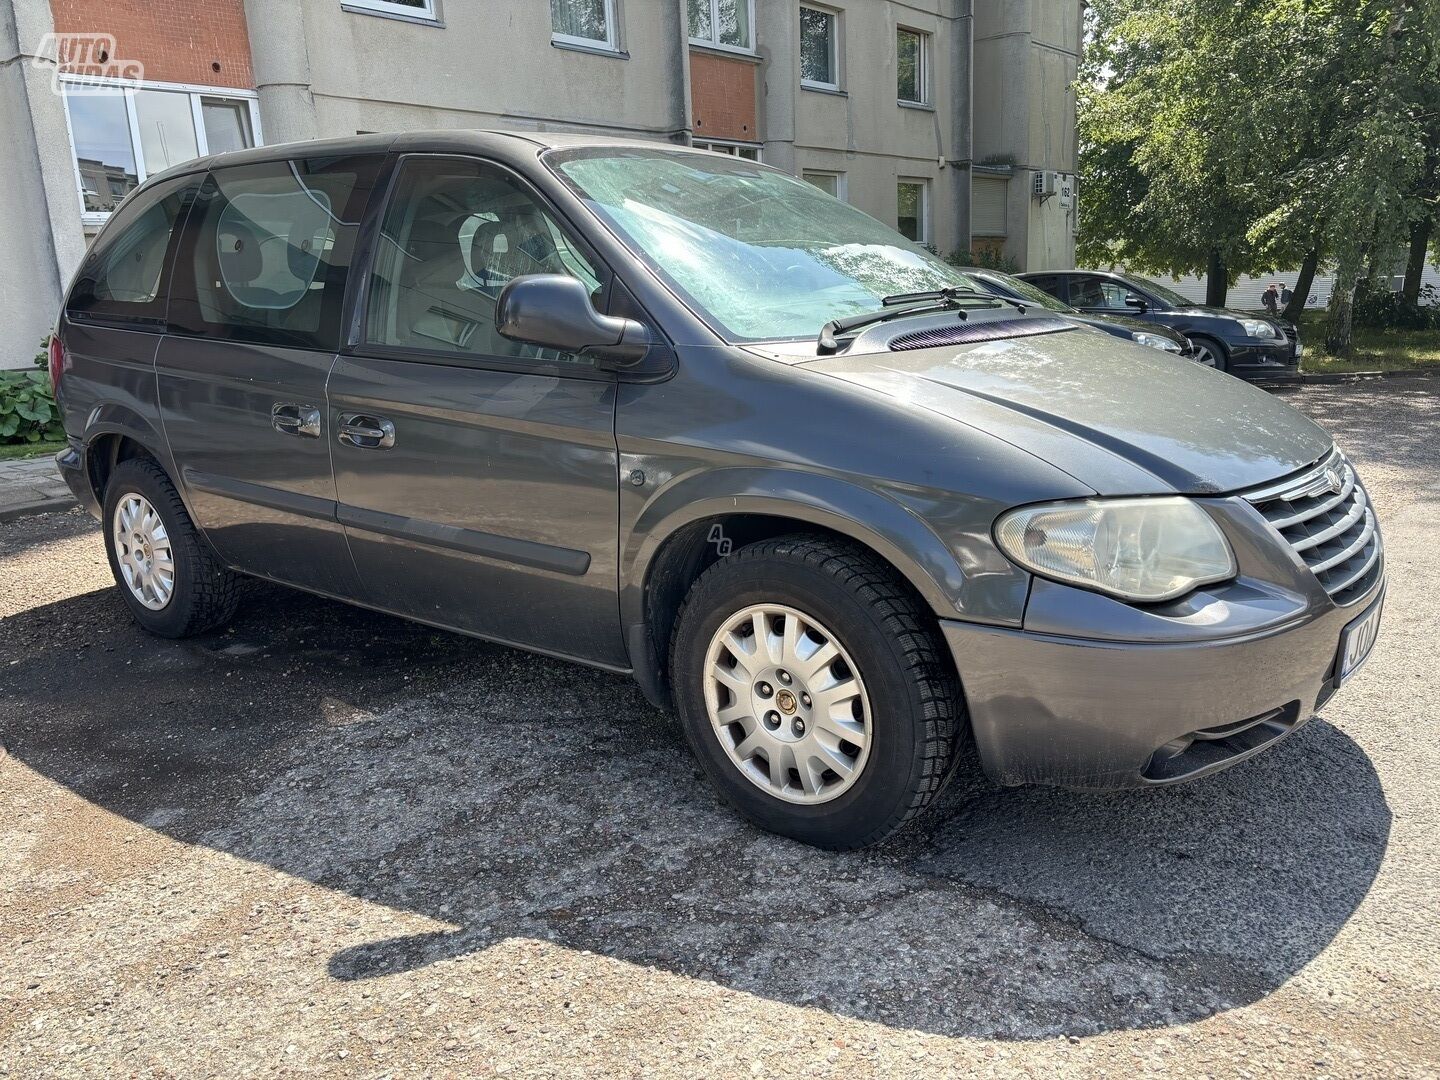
[1032,170,1059,199]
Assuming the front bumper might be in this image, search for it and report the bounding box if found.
[941,573,1384,790]
[1231,338,1300,379]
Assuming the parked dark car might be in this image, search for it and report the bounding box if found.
[51,132,1383,849]
[1017,269,1301,380]
[957,266,1194,357]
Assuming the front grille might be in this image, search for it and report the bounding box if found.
[1278,323,1300,356]
[888,317,1074,351]
[1244,450,1382,604]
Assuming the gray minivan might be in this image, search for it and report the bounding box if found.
[51,132,1385,849]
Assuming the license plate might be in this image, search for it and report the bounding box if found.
[1338,597,1383,684]
[1295,342,1305,358]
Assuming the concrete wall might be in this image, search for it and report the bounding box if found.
[242,0,690,147]
[0,0,88,368]
[973,0,1081,269]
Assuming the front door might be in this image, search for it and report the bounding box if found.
[157,155,384,597]
[328,155,625,666]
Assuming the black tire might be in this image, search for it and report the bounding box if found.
[669,534,964,849]
[1190,335,1228,372]
[102,457,242,638]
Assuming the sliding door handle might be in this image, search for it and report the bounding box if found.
[271,402,321,438]
[338,413,396,450]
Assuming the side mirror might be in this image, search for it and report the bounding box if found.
[1124,294,1149,311]
[496,274,651,367]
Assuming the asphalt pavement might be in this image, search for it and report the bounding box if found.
[1,378,1437,1077]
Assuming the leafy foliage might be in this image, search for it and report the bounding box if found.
[2,339,62,445]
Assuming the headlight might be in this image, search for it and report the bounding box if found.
[994,497,1237,602]
[1238,318,1279,339]
[1131,331,1183,353]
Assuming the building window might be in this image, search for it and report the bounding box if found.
[802,170,846,200]
[897,27,929,105]
[344,0,437,20]
[688,0,755,52]
[897,179,928,243]
[61,78,261,224]
[693,139,762,161]
[800,6,838,90]
[551,0,618,49]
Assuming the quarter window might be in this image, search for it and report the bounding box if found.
[168,156,383,350]
[365,158,605,365]
[897,179,928,243]
[688,0,754,51]
[897,28,929,105]
[551,0,617,48]
[800,7,838,90]
[61,79,260,224]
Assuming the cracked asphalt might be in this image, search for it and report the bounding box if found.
[2,378,1437,1077]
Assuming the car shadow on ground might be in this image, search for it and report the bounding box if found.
[0,582,1391,1041]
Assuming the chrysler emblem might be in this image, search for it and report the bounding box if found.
[1323,466,1343,494]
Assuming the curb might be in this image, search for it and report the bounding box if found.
[0,494,76,524]
[1295,368,1436,385]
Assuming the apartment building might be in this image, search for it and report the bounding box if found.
[1,0,1082,368]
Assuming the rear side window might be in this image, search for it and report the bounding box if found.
[66,173,196,325]
[168,155,384,350]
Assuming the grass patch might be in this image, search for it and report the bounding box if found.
[0,439,66,462]
[1295,312,1440,374]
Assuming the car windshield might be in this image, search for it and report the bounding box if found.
[547,147,981,342]
[1123,274,1193,308]
[981,271,1075,313]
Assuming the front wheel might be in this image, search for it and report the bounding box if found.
[1189,336,1228,371]
[670,535,964,849]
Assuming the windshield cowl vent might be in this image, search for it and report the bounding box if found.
[887,318,1076,352]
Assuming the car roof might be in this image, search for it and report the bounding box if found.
[144,128,722,187]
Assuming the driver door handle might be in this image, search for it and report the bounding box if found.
[338,413,396,450]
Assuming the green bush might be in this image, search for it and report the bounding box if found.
[1353,284,1440,331]
[1,339,62,445]
[948,247,1021,275]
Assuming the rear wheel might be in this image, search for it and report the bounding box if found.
[1190,335,1228,372]
[670,535,964,849]
[102,457,241,638]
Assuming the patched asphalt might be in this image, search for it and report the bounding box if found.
[2,378,1437,1076]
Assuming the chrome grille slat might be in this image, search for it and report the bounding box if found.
[1244,449,1381,603]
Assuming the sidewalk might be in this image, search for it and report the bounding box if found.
[0,454,75,523]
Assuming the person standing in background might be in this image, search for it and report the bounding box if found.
[1262,283,1280,314]
[1279,283,1293,310]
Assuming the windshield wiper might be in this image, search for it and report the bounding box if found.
[816,288,1026,354]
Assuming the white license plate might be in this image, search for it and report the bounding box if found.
[1295,342,1305,358]
[1338,597,1383,684]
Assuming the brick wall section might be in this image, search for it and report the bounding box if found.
[689,50,758,142]
[49,0,254,89]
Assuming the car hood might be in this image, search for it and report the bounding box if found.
[797,327,1331,495]
[1068,311,1184,338]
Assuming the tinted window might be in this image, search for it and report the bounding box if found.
[168,156,383,350]
[1022,275,1068,303]
[365,157,605,365]
[1070,276,1134,310]
[66,173,195,324]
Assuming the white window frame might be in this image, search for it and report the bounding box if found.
[344,0,438,21]
[59,74,262,227]
[898,178,930,244]
[688,0,757,54]
[551,0,620,51]
[693,138,763,161]
[802,170,846,201]
[799,5,840,91]
[897,26,930,106]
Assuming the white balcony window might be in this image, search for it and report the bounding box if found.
[688,0,755,52]
[800,6,839,91]
[551,0,618,50]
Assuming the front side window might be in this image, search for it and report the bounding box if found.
[169,156,383,350]
[61,82,259,223]
[897,180,927,243]
[551,0,617,48]
[1070,277,1133,310]
[66,173,195,323]
[688,0,754,51]
[550,148,976,342]
[800,6,838,89]
[365,158,605,365]
[897,28,929,104]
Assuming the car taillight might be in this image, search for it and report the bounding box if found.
[48,335,65,392]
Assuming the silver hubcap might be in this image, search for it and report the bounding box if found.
[112,493,174,610]
[703,604,872,805]
[1193,343,1219,367]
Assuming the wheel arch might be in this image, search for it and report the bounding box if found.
[81,405,173,505]
[621,469,966,709]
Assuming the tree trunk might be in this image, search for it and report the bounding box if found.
[1325,268,1358,355]
[1284,251,1319,322]
[1205,248,1227,307]
[1402,216,1433,306]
